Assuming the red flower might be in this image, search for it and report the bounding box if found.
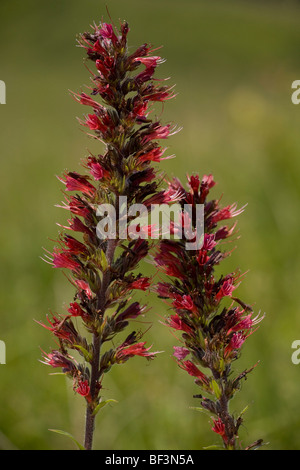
[39,314,81,346]
[173,346,189,360]
[156,282,173,298]
[132,99,149,118]
[142,124,170,144]
[144,184,183,207]
[95,59,111,78]
[59,196,91,219]
[95,81,114,100]
[52,248,81,273]
[216,277,236,301]
[128,43,151,62]
[210,203,245,225]
[144,89,175,102]
[134,56,163,68]
[179,360,208,385]
[61,172,96,197]
[116,342,157,362]
[92,39,107,56]
[230,332,246,349]
[202,233,217,251]
[76,379,90,398]
[172,294,196,313]
[42,350,76,373]
[75,280,93,299]
[99,23,118,45]
[188,174,200,193]
[167,314,192,334]
[230,314,253,333]
[228,311,264,335]
[212,417,227,440]
[196,249,209,266]
[215,223,237,241]
[130,277,151,291]
[155,257,184,280]
[225,332,247,358]
[199,174,216,202]
[116,302,146,322]
[85,114,107,133]
[62,235,87,255]
[137,147,166,163]
[68,302,85,317]
[87,157,105,181]
[66,217,94,237]
[135,66,156,85]
[73,92,103,109]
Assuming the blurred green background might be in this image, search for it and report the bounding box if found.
[1,0,300,450]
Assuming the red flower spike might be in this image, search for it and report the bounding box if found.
[154,173,263,449]
[42,19,177,450]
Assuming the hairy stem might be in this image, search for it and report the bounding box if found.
[84,333,100,450]
[84,239,117,450]
[219,388,236,450]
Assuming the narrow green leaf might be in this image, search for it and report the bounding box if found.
[219,357,225,372]
[100,249,109,271]
[203,444,223,450]
[211,379,222,399]
[189,406,210,416]
[48,372,66,376]
[239,404,249,417]
[49,429,85,450]
[93,399,118,416]
[73,344,93,362]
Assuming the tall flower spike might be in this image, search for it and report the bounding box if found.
[41,20,175,450]
[154,174,264,450]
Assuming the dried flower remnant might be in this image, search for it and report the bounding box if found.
[40,19,176,450]
[154,174,264,450]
